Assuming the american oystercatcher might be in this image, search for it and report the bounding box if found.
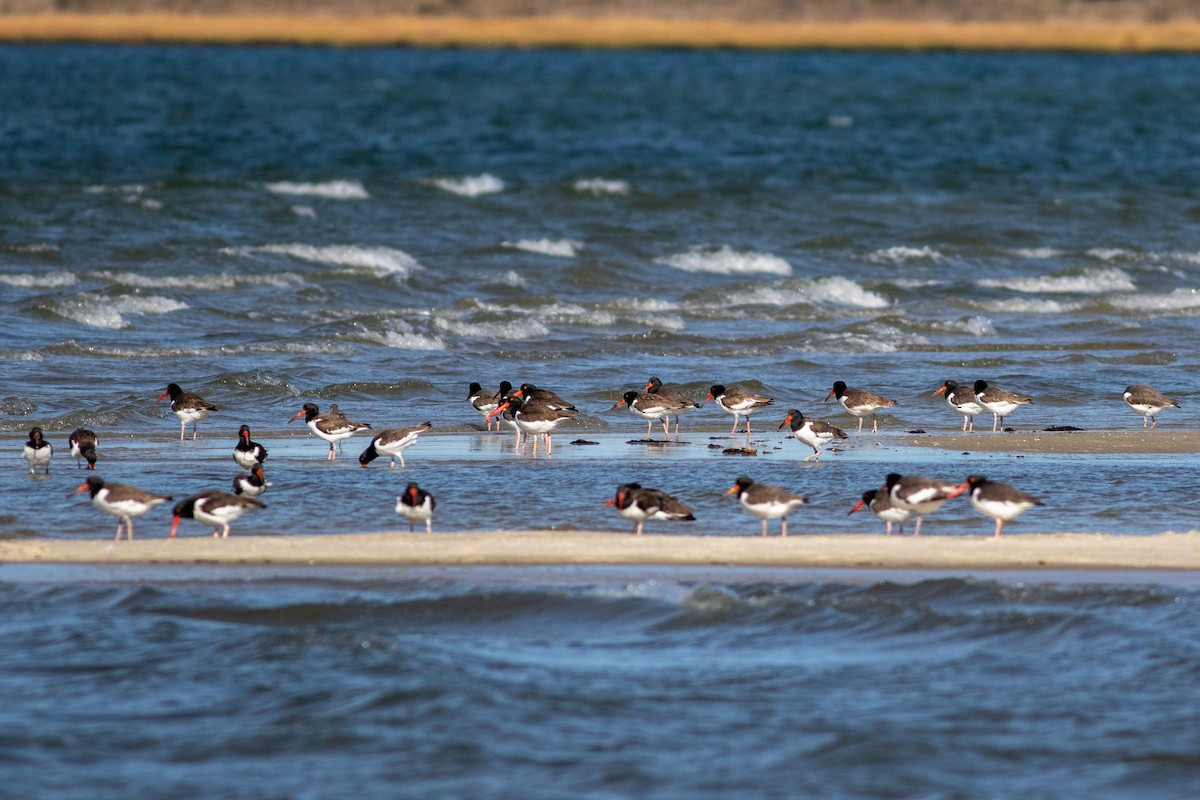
[973,380,1033,431]
[396,482,435,533]
[1123,384,1180,429]
[513,383,578,412]
[826,380,896,434]
[71,476,172,540]
[171,491,265,538]
[288,402,371,460]
[468,382,501,431]
[486,394,575,456]
[23,426,52,475]
[882,473,966,536]
[233,465,270,497]
[604,482,696,535]
[726,476,807,536]
[931,380,983,432]
[232,424,268,471]
[610,390,695,440]
[158,382,217,441]
[68,428,98,470]
[778,409,848,462]
[953,475,1042,538]
[644,377,702,436]
[705,384,774,439]
[847,488,912,536]
[359,421,432,468]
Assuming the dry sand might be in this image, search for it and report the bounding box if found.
[4,529,1200,571]
[904,428,1200,454]
[3,13,1200,50]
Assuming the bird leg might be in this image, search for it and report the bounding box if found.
[856,417,865,434]
[872,417,880,435]
[179,421,186,442]
[545,433,553,457]
[660,418,670,440]
[192,423,199,442]
[635,520,644,536]
[424,519,432,534]
[760,518,768,537]
[993,519,1004,539]
[327,442,336,461]
[913,516,924,536]
[730,415,739,435]
[781,518,788,537]
[803,450,819,463]
[885,521,893,536]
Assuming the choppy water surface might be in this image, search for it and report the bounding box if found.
[4,46,1200,796]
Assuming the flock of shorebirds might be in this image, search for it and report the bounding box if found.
[18,377,1182,541]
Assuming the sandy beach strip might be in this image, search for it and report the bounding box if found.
[3,530,1200,571]
[3,14,1200,51]
[903,429,1200,454]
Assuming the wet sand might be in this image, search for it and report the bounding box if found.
[3,14,1200,51]
[904,428,1200,454]
[4,529,1200,571]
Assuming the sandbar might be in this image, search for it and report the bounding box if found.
[903,429,1200,454]
[3,530,1200,571]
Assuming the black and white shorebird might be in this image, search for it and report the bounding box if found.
[487,394,575,456]
[158,382,217,441]
[847,488,913,536]
[171,491,265,538]
[71,476,171,540]
[644,377,702,436]
[22,426,52,475]
[882,473,966,536]
[468,382,502,431]
[973,380,1033,431]
[778,409,848,462]
[288,402,371,460]
[826,380,896,434]
[1123,384,1180,429]
[233,465,270,498]
[68,428,98,470]
[726,476,807,537]
[705,384,774,439]
[396,481,435,533]
[604,482,696,535]
[931,380,984,432]
[359,421,432,468]
[232,424,268,471]
[610,390,696,440]
[953,475,1042,538]
[513,383,578,413]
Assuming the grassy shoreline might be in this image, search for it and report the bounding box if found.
[3,13,1200,51]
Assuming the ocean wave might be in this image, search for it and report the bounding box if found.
[7,243,60,255]
[655,245,792,276]
[719,277,889,310]
[90,270,306,290]
[433,316,549,340]
[0,349,45,361]
[428,174,505,197]
[572,178,631,196]
[925,316,995,336]
[47,294,187,330]
[1111,288,1200,312]
[977,298,1081,313]
[0,272,78,288]
[1010,247,1064,259]
[978,267,1135,294]
[226,244,422,278]
[44,339,353,358]
[1087,248,1138,262]
[502,239,582,258]
[262,180,369,200]
[867,246,944,264]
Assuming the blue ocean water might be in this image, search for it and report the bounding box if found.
[3,46,1200,796]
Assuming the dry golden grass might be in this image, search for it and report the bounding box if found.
[2,13,1200,51]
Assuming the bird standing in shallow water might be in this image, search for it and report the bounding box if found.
[953,475,1042,538]
[158,382,217,442]
[726,476,807,537]
[72,476,171,540]
[233,424,268,471]
[644,377,701,437]
[359,422,432,468]
[847,488,912,536]
[706,384,773,440]
[396,482,435,533]
[973,380,1032,432]
[233,465,270,498]
[778,409,847,462]
[826,380,896,434]
[882,473,966,536]
[1123,384,1179,429]
[288,402,371,460]
[931,380,983,432]
[604,483,695,535]
[171,492,265,538]
[23,427,52,475]
[68,428,98,470]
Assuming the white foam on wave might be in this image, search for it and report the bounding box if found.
[1171,252,1200,266]
[9,243,60,254]
[572,178,631,196]
[375,331,449,350]
[434,316,549,340]
[49,294,188,329]
[656,245,792,277]
[0,272,78,288]
[979,298,1079,313]
[928,316,995,336]
[50,339,353,358]
[228,244,422,278]
[492,270,527,288]
[979,267,1135,294]
[429,174,505,197]
[502,239,582,258]
[1087,248,1137,262]
[1011,247,1064,259]
[720,277,889,309]
[0,349,45,361]
[867,246,944,264]
[292,206,317,218]
[263,180,369,200]
[91,270,305,290]
[1111,288,1200,312]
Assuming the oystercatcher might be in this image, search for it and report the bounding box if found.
[396,482,435,533]
[233,465,270,497]
[778,409,847,462]
[726,476,807,536]
[882,473,966,536]
[158,382,217,441]
[954,475,1042,538]
[468,382,501,431]
[68,428,98,470]
[644,377,701,436]
[847,488,912,536]
[232,424,268,471]
[610,390,695,440]
[706,384,774,439]
[288,402,371,460]
[826,380,896,434]
[72,476,171,540]
[359,421,432,468]
[22,426,52,475]
[171,491,265,538]
[973,380,1033,431]
[486,394,575,456]
[931,380,983,432]
[1123,384,1180,429]
[513,383,577,412]
[604,482,696,535]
